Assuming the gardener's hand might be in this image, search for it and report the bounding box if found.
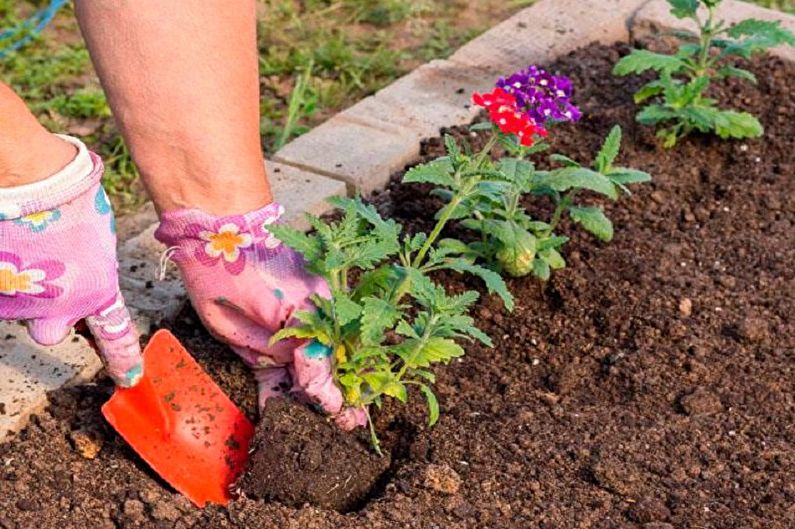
[0,136,143,387]
[155,203,366,430]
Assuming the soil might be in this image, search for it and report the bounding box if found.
[2,42,795,528]
[238,398,389,512]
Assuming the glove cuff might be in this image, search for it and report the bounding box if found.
[0,135,102,220]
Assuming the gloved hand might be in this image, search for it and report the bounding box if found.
[0,135,143,387]
[154,203,366,430]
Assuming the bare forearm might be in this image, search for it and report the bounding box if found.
[74,0,272,215]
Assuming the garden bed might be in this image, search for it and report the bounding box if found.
[1,42,794,528]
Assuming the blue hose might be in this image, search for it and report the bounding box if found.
[0,0,70,59]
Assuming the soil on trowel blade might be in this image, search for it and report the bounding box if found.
[238,398,389,512]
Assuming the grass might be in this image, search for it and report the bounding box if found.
[0,0,792,210]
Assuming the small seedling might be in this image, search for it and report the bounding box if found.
[613,0,795,147]
[269,195,512,454]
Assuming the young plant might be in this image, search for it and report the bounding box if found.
[613,0,795,147]
[268,195,512,454]
[406,66,651,280]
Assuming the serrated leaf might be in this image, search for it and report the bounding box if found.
[396,320,419,338]
[403,158,455,186]
[634,80,666,103]
[613,49,687,76]
[414,370,436,383]
[270,325,319,344]
[668,0,699,19]
[267,223,322,263]
[420,384,440,427]
[595,126,622,173]
[360,296,401,345]
[498,157,535,186]
[445,259,515,311]
[333,293,362,327]
[637,104,678,125]
[401,337,465,369]
[727,19,795,46]
[569,206,614,242]
[709,109,764,139]
[716,65,757,83]
[538,167,619,200]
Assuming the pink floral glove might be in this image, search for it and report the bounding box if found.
[154,203,365,430]
[0,135,143,387]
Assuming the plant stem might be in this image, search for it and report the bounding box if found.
[695,6,716,77]
[548,191,575,233]
[363,406,382,457]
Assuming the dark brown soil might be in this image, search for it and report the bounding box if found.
[239,398,389,512]
[2,42,795,528]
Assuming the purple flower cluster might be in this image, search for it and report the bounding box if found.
[496,66,582,126]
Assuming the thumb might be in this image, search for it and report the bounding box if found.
[26,317,73,346]
[85,292,143,388]
[291,340,344,415]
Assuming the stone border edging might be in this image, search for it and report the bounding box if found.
[4,0,793,442]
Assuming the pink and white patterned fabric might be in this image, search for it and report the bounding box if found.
[155,203,366,429]
[0,135,142,387]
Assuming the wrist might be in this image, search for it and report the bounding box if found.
[0,132,78,188]
[0,135,102,220]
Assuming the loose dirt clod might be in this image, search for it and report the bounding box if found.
[422,464,462,495]
[68,428,103,459]
[680,387,723,416]
[238,398,389,512]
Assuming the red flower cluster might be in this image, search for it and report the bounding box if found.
[472,87,547,146]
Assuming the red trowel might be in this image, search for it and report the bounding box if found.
[100,329,254,507]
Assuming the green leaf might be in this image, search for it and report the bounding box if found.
[419,384,440,427]
[445,259,515,311]
[414,370,436,383]
[716,66,757,83]
[270,325,319,344]
[727,19,795,47]
[607,168,653,186]
[636,104,678,125]
[498,157,535,186]
[569,206,614,242]
[532,258,551,281]
[383,381,408,403]
[360,297,401,345]
[537,167,619,200]
[612,49,687,76]
[634,80,666,103]
[540,248,566,270]
[595,126,622,173]
[402,158,455,187]
[549,154,581,168]
[267,223,322,264]
[709,109,764,139]
[667,0,699,19]
[403,337,465,369]
[333,293,362,327]
[470,122,494,132]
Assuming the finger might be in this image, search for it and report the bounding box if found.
[334,407,368,431]
[291,340,344,415]
[26,317,73,346]
[251,365,292,413]
[84,291,143,388]
[198,299,295,365]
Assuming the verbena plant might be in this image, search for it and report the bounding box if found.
[407,66,651,279]
[613,0,795,147]
[269,196,513,454]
